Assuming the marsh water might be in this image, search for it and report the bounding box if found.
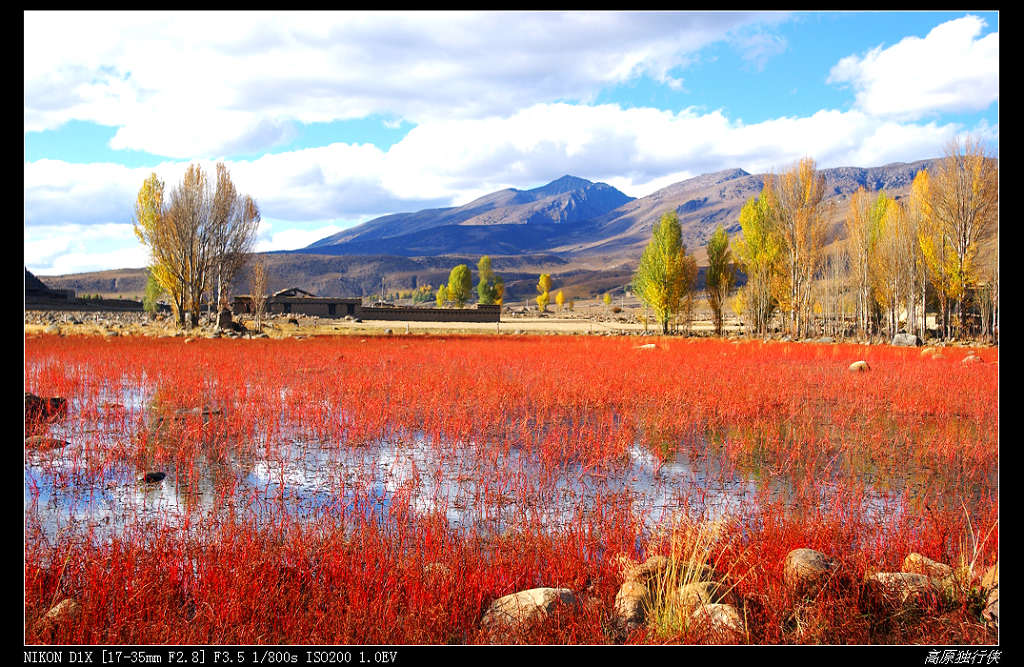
[26,378,976,551]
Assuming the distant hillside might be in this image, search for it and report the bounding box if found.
[303,175,633,255]
[38,158,965,304]
[559,159,939,259]
[300,160,938,263]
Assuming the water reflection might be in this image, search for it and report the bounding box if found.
[25,376,995,549]
[27,418,919,547]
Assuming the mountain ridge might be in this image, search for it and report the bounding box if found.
[37,157,961,301]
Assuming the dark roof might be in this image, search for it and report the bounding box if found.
[272,287,317,298]
[25,268,53,294]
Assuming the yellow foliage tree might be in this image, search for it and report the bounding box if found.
[928,136,998,337]
[536,274,552,312]
[768,157,830,338]
[733,189,786,336]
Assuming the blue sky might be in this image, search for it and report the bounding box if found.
[24,10,998,275]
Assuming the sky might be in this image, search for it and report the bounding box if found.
[24,10,999,276]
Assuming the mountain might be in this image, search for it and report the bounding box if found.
[37,159,953,302]
[302,161,938,262]
[302,175,634,255]
[558,160,942,260]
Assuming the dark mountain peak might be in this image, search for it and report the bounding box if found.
[529,174,594,196]
[719,167,751,180]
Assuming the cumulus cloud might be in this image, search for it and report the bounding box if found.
[25,97,993,273]
[254,221,346,253]
[24,11,785,158]
[827,14,998,120]
[25,223,149,275]
[26,102,984,229]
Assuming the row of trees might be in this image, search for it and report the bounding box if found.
[135,139,994,341]
[435,256,505,307]
[134,163,260,327]
[629,212,737,336]
[632,136,997,341]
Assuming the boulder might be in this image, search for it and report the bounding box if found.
[623,554,670,584]
[480,587,576,630]
[980,563,998,592]
[848,360,870,373]
[673,580,737,612]
[33,598,81,634]
[901,553,953,580]
[689,603,744,635]
[422,562,452,584]
[612,579,649,631]
[983,585,999,630]
[784,548,838,598]
[25,435,69,451]
[863,572,939,608]
[25,392,68,430]
[979,563,998,630]
[962,354,983,365]
[892,333,919,347]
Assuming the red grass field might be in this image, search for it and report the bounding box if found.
[24,333,998,644]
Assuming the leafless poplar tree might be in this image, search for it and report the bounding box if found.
[929,136,998,338]
[769,157,830,338]
[249,260,269,333]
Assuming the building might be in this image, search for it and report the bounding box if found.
[232,287,500,322]
[233,288,361,318]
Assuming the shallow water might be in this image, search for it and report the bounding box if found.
[25,390,915,547]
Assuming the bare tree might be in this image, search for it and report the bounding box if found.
[249,260,269,333]
[929,136,998,338]
[211,163,261,309]
[768,158,830,338]
[845,188,886,339]
[133,163,260,329]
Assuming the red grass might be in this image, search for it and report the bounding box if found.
[24,333,998,644]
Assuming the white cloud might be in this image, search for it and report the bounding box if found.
[26,101,983,233]
[253,220,346,252]
[24,11,785,158]
[730,29,788,71]
[25,223,149,275]
[827,14,998,120]
[25,100,991,274]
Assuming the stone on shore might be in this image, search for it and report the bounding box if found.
[480,587,577,631]
[784,548,838,598]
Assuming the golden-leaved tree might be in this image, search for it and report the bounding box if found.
[733,189,785,336]
[768,157,830,338]
[133,163,260,328]
[704,225,736,336]
[927,136,998,337]
[536,274,552,312]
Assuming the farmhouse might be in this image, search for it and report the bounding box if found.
[233,288,361,318]
[232,287,500,322]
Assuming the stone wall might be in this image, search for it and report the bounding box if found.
[359,304,500,322]
[231,296,500,322]
[25,296,143,312]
